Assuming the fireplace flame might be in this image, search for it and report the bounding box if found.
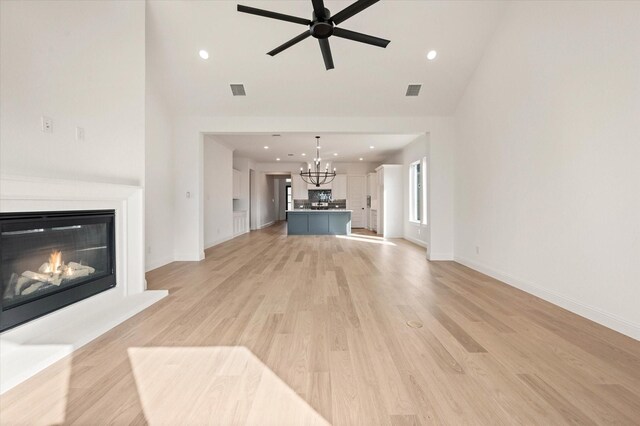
[49,251,63,274]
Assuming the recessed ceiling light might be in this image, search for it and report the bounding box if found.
[333,153,338,156]
[427,50,437,61]
[369,146,375,149]
[359,157,364,161]
[301,153,306,156]
[264,146,269,149]
[199,50,209,60]
[276,158,281,161]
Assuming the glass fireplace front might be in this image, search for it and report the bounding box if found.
[0,210,116,332]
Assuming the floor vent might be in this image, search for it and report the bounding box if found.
[405,84,421,97]
[230,84,246,96]
[406,320,423,328]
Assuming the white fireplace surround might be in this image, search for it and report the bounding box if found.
[0,175,168,393]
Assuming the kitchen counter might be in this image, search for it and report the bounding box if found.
[286,209,353,212]
[286,210,351,235]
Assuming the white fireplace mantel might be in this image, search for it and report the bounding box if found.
[0,175,168,393]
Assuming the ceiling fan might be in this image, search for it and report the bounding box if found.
[237,0,390,70]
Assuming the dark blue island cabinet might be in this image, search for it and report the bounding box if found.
[286,210,352,235]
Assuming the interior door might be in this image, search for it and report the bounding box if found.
[347,176,366,228]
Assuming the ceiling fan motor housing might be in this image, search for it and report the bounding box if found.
[237,0,390,70]
[311,9,333,39]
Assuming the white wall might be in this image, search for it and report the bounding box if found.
[332,162,378,175]
[232,156,251,212]
[0,0,145,186]
[381,131,454,259]
[454,1,640,338]
[384,135,430,249]
[145,74,174,271]
[203,137,233,249]
[256,173,277,228]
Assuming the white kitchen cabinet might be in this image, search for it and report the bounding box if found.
[332,175,347,199]
[375,165,403,238]
[232,169,241,199]
[368,172,378,206]
[370,210,378,232]
[292,174,308,200]
[233,210,248,236]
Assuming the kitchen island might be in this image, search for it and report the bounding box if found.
[286,210,352,235]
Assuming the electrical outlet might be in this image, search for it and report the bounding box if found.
[75,127,85,141]
[475,246,480,254]
[186,192,191,199]
[41,116,53,133]
[147,246,152,255]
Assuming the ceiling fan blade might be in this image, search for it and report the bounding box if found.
[330,0,379,25]
[332,27,390,48]
[311,0,327,20]
[318,39,334,70]
[237,4,311,26]
[267,31,312,56]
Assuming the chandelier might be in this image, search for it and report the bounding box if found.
[300,136,336,187]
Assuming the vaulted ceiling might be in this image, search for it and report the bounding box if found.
[146,0,506,117]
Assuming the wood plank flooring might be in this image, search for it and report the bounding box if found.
[1,222,639,425]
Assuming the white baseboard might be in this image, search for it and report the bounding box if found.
[145,254,174,272]
[404,235,428,248]
[174,251,205,262]
[205,234,235,250]
[257,221,275,229]
[429,253,454,261]
[454,255,640,341]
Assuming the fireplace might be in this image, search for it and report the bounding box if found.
[0,210,116,332]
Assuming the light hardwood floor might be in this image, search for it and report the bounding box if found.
[1,222,639,425]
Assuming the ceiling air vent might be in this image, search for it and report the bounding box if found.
[230,84,246,96]
[405,84,422,97]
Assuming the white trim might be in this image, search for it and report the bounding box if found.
[257,221,275,229]
[429,253,454,261]
[404,235,428,248]
[454,255,640,341]
[205,234,235,250]
[233,229,250,238]
[174,251,205,261]
[145,254,174,272]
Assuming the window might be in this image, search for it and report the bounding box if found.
[286,185,292,211]
[410,158,427,224]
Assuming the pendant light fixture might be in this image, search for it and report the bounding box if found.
[300,136,336,187]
